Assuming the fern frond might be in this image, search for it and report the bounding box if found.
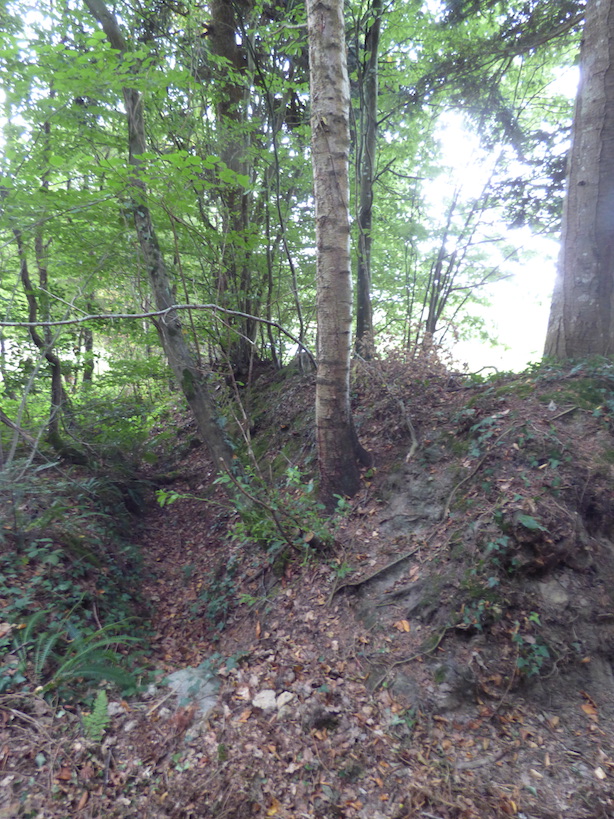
[82,690,109,742]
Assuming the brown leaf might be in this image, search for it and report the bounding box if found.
[0,622,14,639]
[76,791,89,810]
[56,767,72,782]
[237,708,252,723]
[393,620,410,633]
[581,703,598,717]
[266,797,281,816]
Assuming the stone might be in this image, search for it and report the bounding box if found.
[538,579,569,608]
[166,665,220,716]
[252,689,277,710]
[276,691,294,709]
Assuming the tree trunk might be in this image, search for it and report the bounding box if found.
[84,0,235,472]
[208,0,257,373]
[355,0,381,355]
[544,0,614,359]
[14,230,68,439]
[306,0,370,508]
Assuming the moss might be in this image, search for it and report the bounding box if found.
[181,368,196,400]
[493,381,534,399]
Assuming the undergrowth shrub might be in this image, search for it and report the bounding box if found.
[0,461,148,700]
[157,464,348,633]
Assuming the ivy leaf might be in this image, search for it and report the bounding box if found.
[516,514,547,532]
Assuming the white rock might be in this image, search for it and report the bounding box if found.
[252,689,277,710]
[277,705,293,721]
[276,691,295,709]
[107,701,124,717]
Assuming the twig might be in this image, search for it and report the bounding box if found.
[550,405,580,421]
[146,689,176,717]
[455,745,514,771]
[371,626,453,690]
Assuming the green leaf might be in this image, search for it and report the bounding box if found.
[516,514,548,532]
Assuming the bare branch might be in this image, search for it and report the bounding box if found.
[0,304,316,367]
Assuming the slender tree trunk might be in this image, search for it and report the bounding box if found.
[355,0,381,355]
[544,0,614,359]
[208,0,257,372]
[84,0,235,472]
[306,0,370,508]
[14,230,67,435]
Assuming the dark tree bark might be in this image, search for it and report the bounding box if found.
[208,0,258,373]
[544,0,614,359]
[306,0,370,509]
[84,0,236,472]
[355,0,382,355]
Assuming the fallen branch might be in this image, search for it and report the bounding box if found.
[329,548,419,604]
[0,303,317,369]
[0,407,37,444]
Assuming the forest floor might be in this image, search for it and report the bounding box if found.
[3,355,614,818]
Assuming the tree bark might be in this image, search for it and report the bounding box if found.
[208,0,257,372]
[84,0,235,472]
[306,0,370,508]
[355,0,381,355]
[13,229,69,432]
[544,0,614,359]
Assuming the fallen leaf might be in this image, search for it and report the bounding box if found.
[595,767,607,780]
[266,797,281,816]
[76,791,89,810]
[56,767,72,782]
[393,620,410,633]
[237,708,252,723]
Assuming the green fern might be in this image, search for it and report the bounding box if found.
[12,612,139,696]
[82,690,109,742]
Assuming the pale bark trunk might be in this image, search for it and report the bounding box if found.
[84,0,235,472]
[307,0,370,508]
[544,0,614,359]
[355,0,381,354]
